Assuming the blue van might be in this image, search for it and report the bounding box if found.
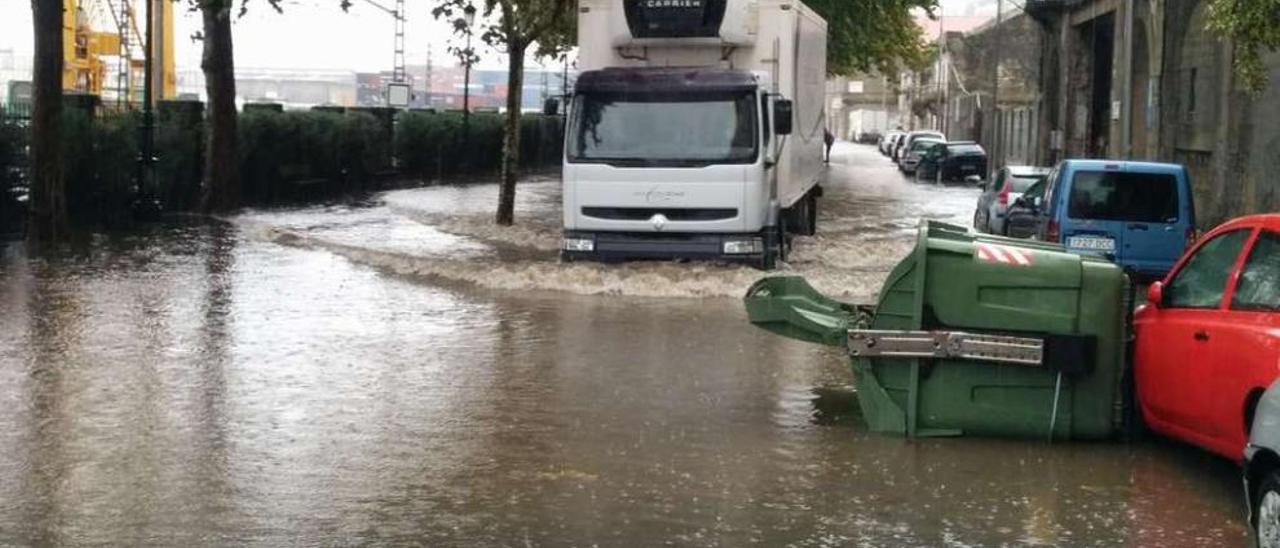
[1034,160,1196,279]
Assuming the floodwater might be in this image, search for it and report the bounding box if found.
[0,144,1247,546]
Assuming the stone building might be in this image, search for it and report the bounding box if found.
[825,73,901,141]
[1026,0,1280,224]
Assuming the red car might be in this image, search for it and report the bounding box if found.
[1136,214,1280,461]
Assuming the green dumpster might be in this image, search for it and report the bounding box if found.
[746,221,1128,440]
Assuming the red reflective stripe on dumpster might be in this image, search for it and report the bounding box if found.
[975,243,1034,266]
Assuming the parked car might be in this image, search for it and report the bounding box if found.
[1002,178,1047,238]
[880,131,903,156]
[974,166,1051,234]
[1135,214,1280,462]
[1245,380,1280,547]
[899,137,944,175]
[915,141,988,184]
[894,130,944,163]
[1030,160,1196,279]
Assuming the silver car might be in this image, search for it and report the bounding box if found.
[1246,380,1280,547]
[880,131,903,156]
[973,165,1051,235]
[894,130,945,163]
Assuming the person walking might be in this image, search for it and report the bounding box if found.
[823,128,835,163]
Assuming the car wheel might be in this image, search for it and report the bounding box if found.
[1257,472,1280,548]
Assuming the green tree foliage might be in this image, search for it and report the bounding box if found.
[432,0,575,226]
[1206,0,1280,93]
[808,0,939,76]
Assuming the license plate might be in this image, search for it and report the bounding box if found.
[961,165,977,171]
[1067,235,1116,251]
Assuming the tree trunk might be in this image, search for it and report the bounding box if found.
[199,0,239,212]
[496,43,526,226]
[27,0,67,242]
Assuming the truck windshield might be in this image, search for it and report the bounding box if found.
[568,91,758,166]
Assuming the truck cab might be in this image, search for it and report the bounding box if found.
[561,0,827,269]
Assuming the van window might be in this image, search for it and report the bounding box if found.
[1165,229,1250,309]
[1067,171,1179,222]
[1231,231,1280,311]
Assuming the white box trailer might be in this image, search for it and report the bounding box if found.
[561,0,827,269]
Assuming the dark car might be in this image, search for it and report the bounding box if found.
[1002,178,1047,238]
[915,142,988,184]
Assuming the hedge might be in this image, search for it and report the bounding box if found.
[0,105,565,228]
[394,111,564,180]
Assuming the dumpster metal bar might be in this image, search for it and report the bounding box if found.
[847,330,1044,366]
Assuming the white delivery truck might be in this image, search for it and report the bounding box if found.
[560,0,827,269]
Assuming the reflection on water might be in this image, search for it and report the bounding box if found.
[0,145,1249,545]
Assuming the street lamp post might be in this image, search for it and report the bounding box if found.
[460,5,476,144]
[137,0,156,217]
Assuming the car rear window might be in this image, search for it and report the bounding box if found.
[911,140,941,152]
[1067,171,1179,222]
[948,144,984,154]
[1008,175,1046,193]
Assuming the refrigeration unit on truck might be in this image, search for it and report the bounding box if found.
[560,0,828,269]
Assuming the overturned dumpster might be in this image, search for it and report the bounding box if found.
[746,221,1128,439]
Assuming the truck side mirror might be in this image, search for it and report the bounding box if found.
[543,98,560,116]
[774,99,793,135]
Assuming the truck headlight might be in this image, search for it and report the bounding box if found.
[562,237,594,252]
[723,238,764,254]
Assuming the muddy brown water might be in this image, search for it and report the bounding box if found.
[0,144,1246,545]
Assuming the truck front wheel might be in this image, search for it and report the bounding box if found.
[758,221,788,270]
[806,193,818,236]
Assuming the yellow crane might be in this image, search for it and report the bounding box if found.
[63,0,175,106]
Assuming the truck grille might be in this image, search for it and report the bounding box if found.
[582,207,738,221]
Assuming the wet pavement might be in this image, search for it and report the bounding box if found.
[0,144,1248,546]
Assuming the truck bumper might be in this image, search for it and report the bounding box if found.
[561,229,773,263]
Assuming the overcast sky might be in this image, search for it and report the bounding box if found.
[0,0,998,73]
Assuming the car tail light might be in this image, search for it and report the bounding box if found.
[1185,227,1198,249]
[1046,219,1061,243]
[996,181,1011,207]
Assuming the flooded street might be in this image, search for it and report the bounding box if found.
[0,144,1247,546]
